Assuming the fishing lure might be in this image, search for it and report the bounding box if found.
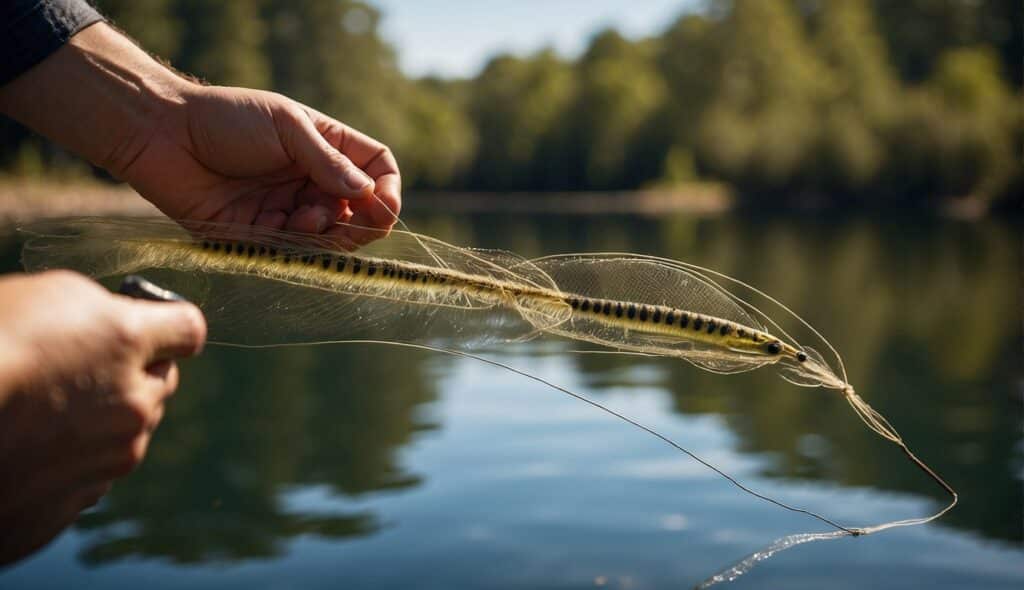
[19,216,956,587]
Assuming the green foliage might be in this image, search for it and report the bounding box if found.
[100,0,181,58]
[256,1,478,188]
[676,0,1019,206]
[2,0,1021,209]
[175,0,270,88]
[697,0,832,194]
[885,48,1020,202]
[871,0,1023,85]
[812,0,899,194]
[656,14,720,157]
[573,31,668,189]
[466,51,578,189]
[393,82,478,189]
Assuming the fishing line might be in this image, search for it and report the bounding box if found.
[209,337,858,535]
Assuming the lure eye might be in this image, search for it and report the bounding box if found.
[796,351,808,362]
[767,341,782,355]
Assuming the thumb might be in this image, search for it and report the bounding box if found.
[284,109,375,199]
[126,300,207,362]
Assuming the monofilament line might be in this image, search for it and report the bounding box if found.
[211,337,857,535]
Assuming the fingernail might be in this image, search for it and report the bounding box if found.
[312,205,330,233]
[342,167,372,193]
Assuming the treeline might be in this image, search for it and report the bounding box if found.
[2,0,1021,209]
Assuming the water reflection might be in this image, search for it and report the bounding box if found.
[423,212,1021,544]
[0,210,1018,573]
[75,345,438,564]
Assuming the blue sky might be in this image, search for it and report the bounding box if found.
[367,0,701,78]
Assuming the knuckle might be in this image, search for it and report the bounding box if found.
[381,146,399,169]
[280,101,308,124]
[332,151,356,170]
[111,314,146,352]
[320,119,345,139]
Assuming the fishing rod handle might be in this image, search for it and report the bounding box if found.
[118,275,188,303]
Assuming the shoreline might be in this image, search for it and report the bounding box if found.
[0,178,1001,222]
[0,178,160,222]
[0,179,733,221]
[403,186,733,216]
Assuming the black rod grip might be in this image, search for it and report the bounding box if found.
[118,275,187,303]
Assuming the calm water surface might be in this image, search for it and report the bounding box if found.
[0,211,1020,589]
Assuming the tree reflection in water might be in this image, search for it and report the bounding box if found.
[559,215,1020,544]
[75,345,438,564]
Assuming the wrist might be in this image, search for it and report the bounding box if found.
[101,72,197,182]
[66,24,199,179]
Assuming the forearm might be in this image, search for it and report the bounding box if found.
[0,3,400,237]
[0,22,194,178]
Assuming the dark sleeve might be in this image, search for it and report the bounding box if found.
[0,0,104,85]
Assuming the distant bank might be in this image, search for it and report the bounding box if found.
[0,178,732,221]
[0,178,159,222]
[403,185,732,216]
[0,178,1003,222]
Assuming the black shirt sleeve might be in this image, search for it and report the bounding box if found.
[0,0,104,85]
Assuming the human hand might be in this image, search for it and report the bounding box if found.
[0,23,401,246]
[123,83,402,246]
[0,271,206,564]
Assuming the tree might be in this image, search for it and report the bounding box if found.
[466,51,578,190]
[393,81,477,189]
[260,1,477,188]
[655,14,721,183]
[572,30,668,189]
[262,1,400,126]
[174,0,269,88]
[812,0,901,195]
[697,0,832,197]
[96,0,182,58]
[871,0,1023,86]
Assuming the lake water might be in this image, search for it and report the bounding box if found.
[0,211,1020,589]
